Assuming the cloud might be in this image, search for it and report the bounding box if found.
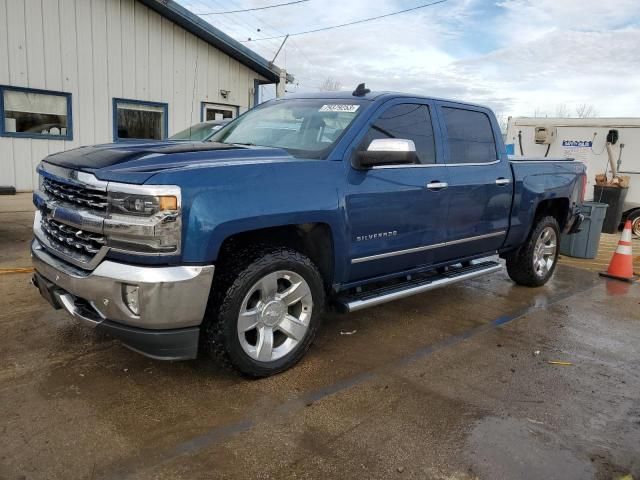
[179,0,640,117]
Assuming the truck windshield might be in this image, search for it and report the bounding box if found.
[209,99,366,159]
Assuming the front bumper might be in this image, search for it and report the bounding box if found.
[31,239,215,360]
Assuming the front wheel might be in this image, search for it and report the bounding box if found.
[506,216,560,287]
[204,247,325,378]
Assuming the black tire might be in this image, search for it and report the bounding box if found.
[506,216,560,287]
[203,246,325,378]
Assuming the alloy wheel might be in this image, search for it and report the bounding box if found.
[237,270,313,362]
[533,226,557,278]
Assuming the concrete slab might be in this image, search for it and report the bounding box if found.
[0,211,638,480]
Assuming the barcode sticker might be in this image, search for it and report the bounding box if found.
[319,104,360,113]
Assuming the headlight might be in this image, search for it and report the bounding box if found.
[108,191,178,216]
[105,184,182,256]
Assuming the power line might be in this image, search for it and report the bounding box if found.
[242,0,448,42]
[203,0,284,52]
[197,0,309,15]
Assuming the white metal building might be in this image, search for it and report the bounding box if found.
[0,0,289,191]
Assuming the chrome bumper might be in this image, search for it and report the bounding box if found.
[31,238,215,330]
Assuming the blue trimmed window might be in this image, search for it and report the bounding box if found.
[113,98,168,142]
[0,85,72,140]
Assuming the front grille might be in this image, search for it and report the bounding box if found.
[40,216,106,257]
[42,176,108,212]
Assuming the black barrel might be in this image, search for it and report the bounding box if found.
[593,185,628,234]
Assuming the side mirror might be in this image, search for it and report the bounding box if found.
[355,138,418,168]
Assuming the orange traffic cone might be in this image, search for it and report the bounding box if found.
[600,220,638,282]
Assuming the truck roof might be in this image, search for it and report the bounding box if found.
[280,90,491,111]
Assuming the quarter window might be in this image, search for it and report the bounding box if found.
[0,86,72,140]
[359,104,436,164]
[113,99,167,141]
[442,107,497,163]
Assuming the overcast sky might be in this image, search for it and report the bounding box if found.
[179,0,640,119]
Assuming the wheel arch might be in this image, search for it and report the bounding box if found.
[533,198,571,230]
[215,223,336,290]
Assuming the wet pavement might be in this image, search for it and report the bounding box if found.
[1,195,639,480]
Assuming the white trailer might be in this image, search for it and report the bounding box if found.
[505,117,640,206]
[505,117,640,235]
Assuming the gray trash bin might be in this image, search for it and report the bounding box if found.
[560,202,608,259]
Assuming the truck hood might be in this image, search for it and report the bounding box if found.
[41,141,299,183]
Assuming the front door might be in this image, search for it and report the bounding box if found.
[436,103,512,260]
[345,101,450,282]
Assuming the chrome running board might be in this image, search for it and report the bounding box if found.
[337,260,502,312]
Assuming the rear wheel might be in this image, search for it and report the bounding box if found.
[630,212,640,237]
[204,246,325,378]
[506,216,560,287]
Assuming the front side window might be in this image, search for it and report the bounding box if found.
[442,107,497,163]
[210,99,366,159]
[358,104,436,164]
[1,86,71,139]
[113,99,167,141]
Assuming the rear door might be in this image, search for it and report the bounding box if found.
[345,100,450,281]
[435,103,513,259]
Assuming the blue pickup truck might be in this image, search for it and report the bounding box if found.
[31,86,586,377]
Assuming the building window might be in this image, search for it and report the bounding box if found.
[113,98,168,141]
[201,102,238,122]
[0,85,72,140]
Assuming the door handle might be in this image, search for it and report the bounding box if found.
[426,181,448,191]
[495,178,511,186]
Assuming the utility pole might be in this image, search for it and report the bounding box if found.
[276,69,287,98]
[271,34,289,99]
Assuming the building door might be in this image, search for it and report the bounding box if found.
[345,101,450,282]
[201,103,238,122]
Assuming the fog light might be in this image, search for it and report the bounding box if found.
[123,285,140,315]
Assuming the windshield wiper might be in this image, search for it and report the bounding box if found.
[232,142,257,147]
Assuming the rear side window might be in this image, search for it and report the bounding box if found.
[442,107,497,163]
[359,104,436,164]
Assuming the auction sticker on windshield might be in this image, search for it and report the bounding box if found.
[319,104,360,113]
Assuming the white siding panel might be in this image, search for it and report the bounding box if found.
[184,33,196,127]
[228,58,240,106]
[0,140,15,188]
[160,17,174,133]
[194,38,208,124]
[91,0,110,144]
[0,0,14,187]
[0,0,8,85]
[6,0,27,85]
[13,140,32,190]
[30,139,49,188]
[206,45,219,104]
[75,0,95,146]
[24,0,45,89]
[148,9,162,101]
[59,0,80,151]
[134,1,149,99]
[42,0,63,91]
[106,0,123,99]
[172,28,186,131]
[120,0,136,99]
